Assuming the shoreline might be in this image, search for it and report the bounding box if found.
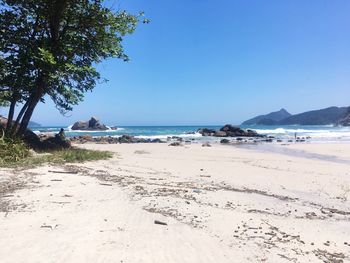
[1,142,350,262]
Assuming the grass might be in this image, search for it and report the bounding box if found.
[0,135,30,166]
[0,134,113,168]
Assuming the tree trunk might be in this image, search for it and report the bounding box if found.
[16,96,40,137]
[12,98,31,135]
[5,97,17,133]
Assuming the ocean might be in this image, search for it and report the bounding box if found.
[31,124,350,142]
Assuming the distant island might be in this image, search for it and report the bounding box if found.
[28,121,41,127]
[242,106,350,126]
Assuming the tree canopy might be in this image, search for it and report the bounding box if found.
[0,0,146,136]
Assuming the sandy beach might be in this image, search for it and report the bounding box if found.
[1,142,350,262]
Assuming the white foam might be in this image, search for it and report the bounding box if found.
[134,132,202,140]
[66,124,124,133]
[254,127,350,140]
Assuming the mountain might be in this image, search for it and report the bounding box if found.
[338,108,350,126]
[279,106,348,125]
[28,121,41,127]
[242,106,350,126]
[242,108,292,125]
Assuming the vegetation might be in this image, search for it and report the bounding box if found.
[0,0,147,137]
[0,130,30,165]
[0,143,113,168]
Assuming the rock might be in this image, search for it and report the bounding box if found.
[71,117,108,130]
[202,142,211,147]
[88,116,99,127]
[172,136,183,142]
[214,131,227,137]
[246,129,258,137]
[197,128,216,136]
[220,139,230,144]
[118,135,134,143]
[71,121,89,130]
[42,136,71,150]
[169,142,182,146]
[220,124,241,133]
[0,115,8,128]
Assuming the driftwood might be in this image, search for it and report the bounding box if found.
[154,220,167,226]
[49,170,78,174]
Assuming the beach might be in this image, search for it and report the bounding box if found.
[1,142,350,262]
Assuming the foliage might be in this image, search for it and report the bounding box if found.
[0,0,146,136]
[0,129,30,165]
[0,141,113,167]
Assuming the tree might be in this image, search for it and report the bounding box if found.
[0,0,147,137]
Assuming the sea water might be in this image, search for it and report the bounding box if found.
[30,124,350,142]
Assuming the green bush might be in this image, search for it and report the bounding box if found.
[0,130,30,165]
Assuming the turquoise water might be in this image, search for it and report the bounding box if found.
[30,124,350,141]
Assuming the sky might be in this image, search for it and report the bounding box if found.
[4,0,350,126]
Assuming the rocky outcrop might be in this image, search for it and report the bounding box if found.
[71,117,108,130]
[197,124,262,138]
[196,128,216,136]
[70,135,165,144]
[0,115,7,128]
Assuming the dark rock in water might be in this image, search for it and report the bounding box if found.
[198,124,262,138]
[246,129,258,137]
[220,125,244,137]
[71,121,88,130]
[71,117,108,130]
[220,124,241,133]
[214,131,227,137]
[88,117,99,128]
[197,128,216,136]
[220,139,230,144]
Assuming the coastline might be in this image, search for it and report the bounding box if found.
[1,142,350,262]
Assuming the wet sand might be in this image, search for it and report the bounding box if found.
[0,143,349,262]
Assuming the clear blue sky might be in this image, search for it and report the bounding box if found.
[10,0,350,126]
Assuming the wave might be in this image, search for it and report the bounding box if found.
[65,125,125,133]
[134,132,203,140]
[254,127,350,139]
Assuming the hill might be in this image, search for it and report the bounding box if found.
[242,109,292,125]
[242,106,350,126]
[279,106,348,125]
[28,121,41,127]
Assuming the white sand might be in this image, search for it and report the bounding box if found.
[1,142,350,262]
